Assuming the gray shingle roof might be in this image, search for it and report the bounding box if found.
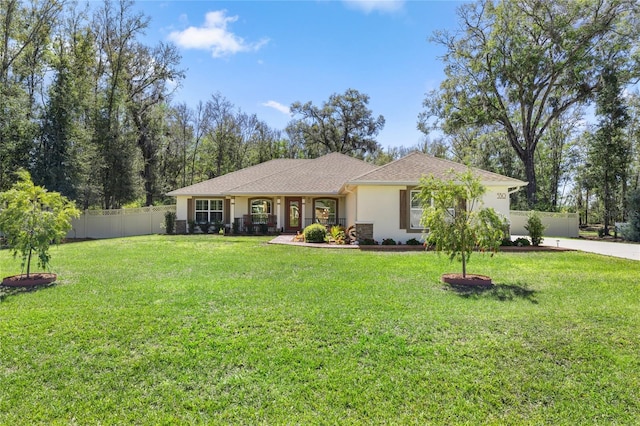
[167,151,526,197]
[166,153,378,196]
[349,152,527,187]
[166,159,307,196]
[229,152,378,194]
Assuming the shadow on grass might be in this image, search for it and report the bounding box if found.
[0,283,56,303]
[446,282,538,304]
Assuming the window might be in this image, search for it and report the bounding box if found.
[250,199,272,224]
[314,198,337,225]
[195,199,223,223]
[410,190,424,229]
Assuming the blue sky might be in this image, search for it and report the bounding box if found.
[134,0,463,149]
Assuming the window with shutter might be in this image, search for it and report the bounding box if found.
[399,190,407,229]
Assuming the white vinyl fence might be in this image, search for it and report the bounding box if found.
[67,205,175,239]
[509,210,579,238]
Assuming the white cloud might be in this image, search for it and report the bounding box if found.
[168,10,269,58]
[342,0,405,14]
[262,100,291,116]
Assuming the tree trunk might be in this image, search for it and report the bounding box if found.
[26,247,32,278]
[523,151,537,209]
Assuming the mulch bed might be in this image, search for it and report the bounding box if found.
[2,273,57,287]
[358,245,425,251]
[499,246,573,252]
[442,273,492,287]
[359,245,572,252]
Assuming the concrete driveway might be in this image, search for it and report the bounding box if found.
[539,237,640,261]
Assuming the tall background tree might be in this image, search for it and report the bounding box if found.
[587,66,630,234]
[287,88,385,159]
[0,0,66,190]
[420,0,640,208]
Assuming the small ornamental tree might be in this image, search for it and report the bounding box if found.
[0,170,80,277]
[525,211,545,246]
[418,169,507,278]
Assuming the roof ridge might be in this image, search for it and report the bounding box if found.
[350,150,422,181]
[348,151,526,185]
[223,158,312,192]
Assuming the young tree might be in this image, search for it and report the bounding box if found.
[288,88,385,158]
[0,170,80,278]
[420,0,639,208]
[418,169,507,278]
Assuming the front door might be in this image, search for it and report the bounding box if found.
[285,197,302,233]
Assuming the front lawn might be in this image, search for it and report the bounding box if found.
[1,235,639,424]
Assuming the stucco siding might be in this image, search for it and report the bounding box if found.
[176,196,188,221]
[345,190,357,228]
[355,184,515,243]
[480,187,511,219]
[356,185,410,243]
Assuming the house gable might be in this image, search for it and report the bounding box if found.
[348,151,527,188]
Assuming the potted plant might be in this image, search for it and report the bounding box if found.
[418,169,507,287]
[0,170,80,287]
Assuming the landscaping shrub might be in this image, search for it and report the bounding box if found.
[188,220,196,234]
[329,225,346,244]
[164,211,176,235]
[303,223,327,243]
[525,211,545,246]
[359,238,378,245]
[381,238,396,245]
[513,237,531,247]
[198,222,210,234]
[405,238,422,246]
[501,237,513,246]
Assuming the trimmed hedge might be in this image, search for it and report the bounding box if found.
[303,223,327,243]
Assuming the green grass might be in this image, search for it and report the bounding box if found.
[1,235,639,424]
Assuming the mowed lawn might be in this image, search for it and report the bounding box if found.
[1,235,639,424]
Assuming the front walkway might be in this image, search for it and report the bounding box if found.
[539,237,640,261]
[268,234,358,249]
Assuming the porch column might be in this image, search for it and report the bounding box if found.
[230,197,235,232]
[301,198,306,229]
[276,197,282,230]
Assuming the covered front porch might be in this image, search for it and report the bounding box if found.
[231,214,347,234]
[175,194,350,235]
[230,195,347,234]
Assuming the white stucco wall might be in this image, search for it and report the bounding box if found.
[356,185,409,243]
[176,196,188,221]
[480,187,511,219]
[345,189,357,228]
[355,184,515,243]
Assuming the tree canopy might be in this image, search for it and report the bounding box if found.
[287,88,385,158]
[420,0,640,208]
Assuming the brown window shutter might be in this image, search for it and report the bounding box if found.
[187,198,194,222]
[224,199,231,224]
[399,190,407,229]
